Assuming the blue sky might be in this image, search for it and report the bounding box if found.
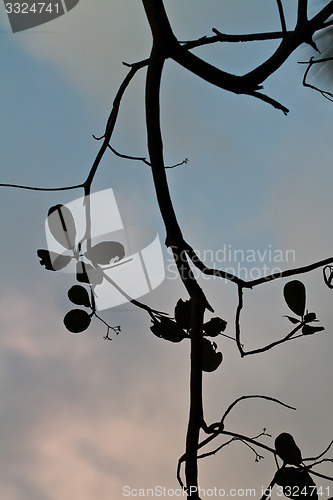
[1,1,333,499]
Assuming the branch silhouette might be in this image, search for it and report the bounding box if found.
[2,1,333,499]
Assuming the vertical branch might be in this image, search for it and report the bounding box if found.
[185,297,205,500]
[145,48,184,248]
[145,46,206,498]
[276,0,287,35]
[297,0,308,26]
[235,285,245,357]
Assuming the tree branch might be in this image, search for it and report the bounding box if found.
[276,0,287,35]
[0,182,83,191]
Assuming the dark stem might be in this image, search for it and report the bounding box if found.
[184,297,205,499]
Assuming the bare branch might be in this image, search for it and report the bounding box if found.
[211,28,288,43]
[248,89,289,114]
[0,182,83,192]
[303,440,333,462]
[276,0,287,35]
[197,437,234,460]
[84,60,147,190]
[220,395,296,428]
[297,0,308,27]
[198,396,295,459]
[243,2,333,88]
[244,256,333,288]
[300,56,333,101]
[184,243,333,289]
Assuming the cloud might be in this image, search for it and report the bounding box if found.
[6,1,151,104]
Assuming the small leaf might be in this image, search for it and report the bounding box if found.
[303,312,317,323]
[323,265,333,289]
[203,317,227,337]
[85,241,125,266]
[283,315,301,325]
[202,338,223,372]
[150,316,187,343]
[47,204,76,250]
[283,280,306,317]
[174,298,192,330]
[63,309,91,333]
[275,432,302,465]
[37,249,72,271]
[302,324,324,335]
[68,285,91,308]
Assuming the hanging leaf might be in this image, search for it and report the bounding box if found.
[150,316,187,343]
[174,298,192,330]
[274,467,318,500]
[76,261,103,285]
[283,280,306,317]
[37,249,72,271]
[47,204,76,250]
[202,338,223,372]
[283,315,301,325]
[303,312,317,323]
[85,241,125,266]
[275,432,302,465]
[302,325,325,335]
[63,309,91,333]
[203,317,227,337]
[68,285,91,308]
[323,265,333,289]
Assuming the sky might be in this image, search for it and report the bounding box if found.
[1,1,333,499]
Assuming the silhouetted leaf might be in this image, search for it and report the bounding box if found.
[202,338,223,372]
[85,241,125,266]
[203,317,227,337]
[68,285,91,307]
[275,466,301,487]
[275,432,302,465]
[63,309,91,333]
[150,316,187,343]
[303,312,317,323]
[283,280,306,317]
[302,325,325,335]
[37,249,72,271]
[283,315,301,325]
[323,265,333,289]
[76,261,103,285]
[274,467,318,499]
[47,204,76,250]
[174,298,192,330]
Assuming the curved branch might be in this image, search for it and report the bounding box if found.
[300,56,333,101]
[84,60,147,189]
[243,2,333,87]
[185,248,333,289]
[220,395,296,428]
[0,182,83,191]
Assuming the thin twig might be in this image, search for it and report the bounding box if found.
[303,440,333,462]
[220,395,296,428]
[0,182,83,191]
[301,56,333,101]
